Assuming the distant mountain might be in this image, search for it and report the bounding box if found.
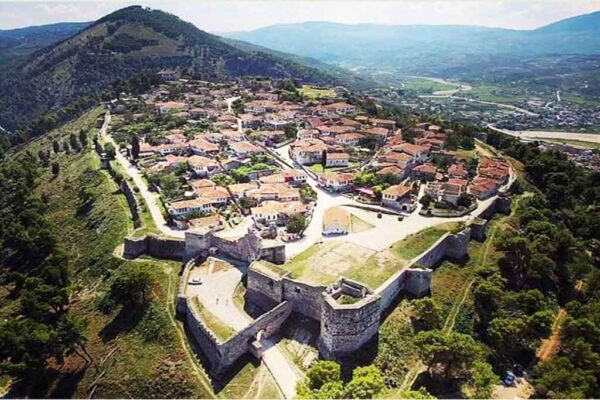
[0,22,89,67]
[223,10,600,67]
[0,6,351,132]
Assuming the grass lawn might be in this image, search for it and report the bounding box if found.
[299,85,336,99]
[282,222,461,289]
[403,77,458,94]
[392,222,460,261]
[547,138,600,149]
[193,298,237,342]
[308,163,324,173]
[282,241,376,286]
[6,109,215,398]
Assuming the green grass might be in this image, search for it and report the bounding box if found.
[392,223,459,261]
[7,109,215,398]
[193,298,237,341]
[308,163,324,173]
[547,139,600,149]
[218,361,282,399]
[299,85,336,99]
[403,77,458,94]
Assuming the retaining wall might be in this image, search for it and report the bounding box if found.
[123,234,185,260]
[119,180,140,226]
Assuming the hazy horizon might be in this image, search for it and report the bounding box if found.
[0,1,599,32]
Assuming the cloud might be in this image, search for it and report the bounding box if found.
[0,0,599,31]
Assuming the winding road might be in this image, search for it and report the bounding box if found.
[272,144,512,258]
[100,112,184,239]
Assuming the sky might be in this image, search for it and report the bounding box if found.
[0,0,599,32]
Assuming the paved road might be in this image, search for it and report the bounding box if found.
[272,144,509,257]
[487,124,600,144]
[101,112,184,239]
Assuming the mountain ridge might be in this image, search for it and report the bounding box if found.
[222,10,600,66]
[0,6,354,133]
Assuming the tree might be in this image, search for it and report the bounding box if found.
[52,140,60,154]
[69,133,81,152]
[131,133,140,160]
[284,123,298,140]
[297,361,343,398]
[62,141,70,153]
[411,298,441,331]
[51,162,60,176]
[533,357,597,399]
[457,193,473,208]
[78,129,88,148]
[414,330,483,382]
[343,365,385,399]
[420,194,433,208]
[104,142,116,160]
[463,360,498,399]
[286,214,307,235]
[497,234,531,288]
[109,264,154,305]
[473,280,504,327]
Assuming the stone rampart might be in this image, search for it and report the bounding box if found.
[184,228,285,264]
[180,292,293,373]
[318,292,381,358]
[375,268,432,312]
[123,234,185,260]
[282,279,326,320]
[119,180,140,226]
[217,301,292,370]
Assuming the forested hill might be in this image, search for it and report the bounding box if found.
[0,22,89,68]
[0,5,347,134]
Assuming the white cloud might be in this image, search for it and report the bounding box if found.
[0,0,599,31]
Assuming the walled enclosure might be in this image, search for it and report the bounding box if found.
[245,225,471,359]
[169,193,511,372]
[176,258,293,373]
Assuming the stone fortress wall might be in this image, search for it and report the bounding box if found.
[245,194,512,360]
[123,226,286,264]
[176,257,293,374]
[131,194,511,373]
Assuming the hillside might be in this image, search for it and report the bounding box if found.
[0,22,89,68]
[223,10,600,67]
[0,6,344,133]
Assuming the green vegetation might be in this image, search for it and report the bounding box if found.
[297,361,385,399]
[392,223,459,260]
[403,77,459,94]
[0,110,213,397]
[298,85,336,99]
[193,299,236,341]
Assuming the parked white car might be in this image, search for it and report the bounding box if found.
[188,277,203,285]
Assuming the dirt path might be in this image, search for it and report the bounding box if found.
[536,280,583,361]
[536,309,566,361]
